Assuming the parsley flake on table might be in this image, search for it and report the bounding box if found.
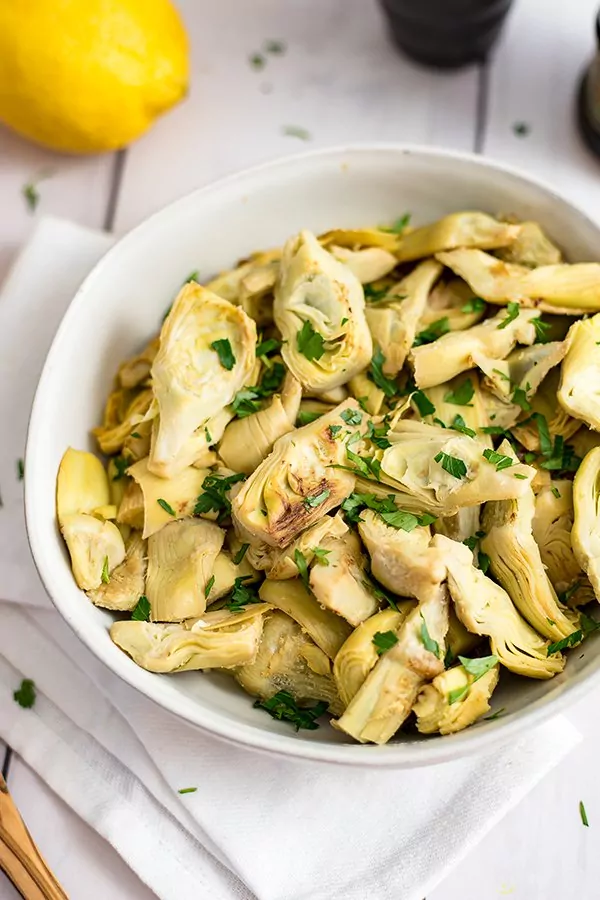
[497,301,520,329]
[17,458,24,481]
[513,121,530,137]
[434,451,467,479]
[413,316,450,347]
[178,787,198,795]
[157,498,176,516]
[282,125,312,141]
[194,472,246,522]
[131,595,151,621]
[13,678,36,709]
[253,690,328,731]
[249,52,266,70]
[482,448,513,471]
[372,630,398,655]
[210,338,236,370]
[297,320,325,360]
[443,378,474,406]
[580,801,590,827]
[264,39,286,54]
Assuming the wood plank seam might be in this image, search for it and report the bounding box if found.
[103,149,128,233]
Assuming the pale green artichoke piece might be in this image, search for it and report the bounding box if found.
[309,530,380,626]
[87,533,147,611]
[274,230,372,392]
[205,550,258,604]
[110,607,265,673]
[333,583,449,744]
[570,426,600,459]
[511,367,580,452]
[150,282,257,478]
[238,261,278,326]
[333,606,414,707]
[558,314,600,430]
[259,578,352,659]
[347,371,385,416]
[219,372,302,474]
[433,506,481,543]
[329,245,398,284]
[413,662,499,735]
[266,512,348,580]
[151,407,232,474]
[434,534,564,678]
[57,447,111,525]
[231,400,357,548]
[417,277,487,332]
[146,519,225,622]
[572,446,600,601]
[60,513,126,591]
[410,305,539,390]
[235,611,343,716]
[481,488,580,640]
[495,220,562,268]
[92,389,154,456]
[396,212,520,263]
[116,480,145,531]
[319,227,401,252]
[445,607,481,659]
[127,457,210,539]
[417,372,491,436]
[365,260,443,376]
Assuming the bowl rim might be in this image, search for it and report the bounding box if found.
[25,141,600,767]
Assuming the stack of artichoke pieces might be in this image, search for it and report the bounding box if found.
[57,208,600,745]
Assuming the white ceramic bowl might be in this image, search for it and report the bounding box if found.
[26,144,600,767]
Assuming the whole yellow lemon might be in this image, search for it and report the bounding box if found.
[0,0,189,154]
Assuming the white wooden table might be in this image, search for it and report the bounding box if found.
[2,0,600,896]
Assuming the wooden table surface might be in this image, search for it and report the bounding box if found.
[2,0,600,897]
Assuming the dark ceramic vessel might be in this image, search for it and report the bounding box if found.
[577,11,600,159]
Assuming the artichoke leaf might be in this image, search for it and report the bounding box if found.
[333,583,449,744]
[205,550,259,604]
[495,220,562,268]
[348,372,385,416]
[434,534,564,679]
[413,663,500,735]
[274,230,372,392]
[333,605,414,706]
[481,488,580,640]
[418,372,490,436]
[235,611,343,716]
[127,457,210,539]
[433,506,481,544]
[309,530,380,626]
[558,314,600,431]
[238,261,278,326]
[267,512,348,580]
[151,408,233,474]
[150,282,257,478]
[116,480,145,531]
[397,212,520,263]
[511,368,580,452]
[92,389,154,456]
[319,227,400,252]
[365,260,442,376]
[329,245,398,284]
[572,446,600,601]
[259,578,352,659]
[418,277,487,332]
[410,305,539,390]
[118,337,159,389]
[87,533,147,611]
[146,519,225,622]
[231,400,358,548]
[57,448,111,525]
[60,513,126,592]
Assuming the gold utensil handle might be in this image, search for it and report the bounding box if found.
[0,772,68,899]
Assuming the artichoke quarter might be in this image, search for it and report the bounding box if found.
[93,388,154,456]
[309,529,380,626]
[396,212,520,263]
[117,336,159,389]
[127,457,209,538]
[329,245,398,284]
[273,230,372,392]
[146,519,225,622]
[231,400,358,548]
[60,513,126,591]
[495,220,562,268]
[413,662,499,735]
[57,447,111,522]
[149,282,257,478]
[87,533,147,611]
[558,314,600,431]
[333,582,449,744]
[572,446,600,601]
[433,534,564,679]
[266,512,348,580]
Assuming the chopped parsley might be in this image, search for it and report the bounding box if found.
[225,576,261,612]
[546,613,600,656]
[463,531,486,551]
[297,410,322,426]
[233,543,250,565]
[303,488,330,509]
[372,630,398,655]
[341,408,363,426]
[282,125,312,141]
[204,575,215,599]
[210,338,236,370]
[131,595,151,621]
[420,616,441,658]
[413,317,450,347]
[363,284,390,303]
[459,654,498,679]
[478,551,491,575]
[381,212,411,234]
[444,378,474,406]
[434,451,467,479]
[312,547,331,565]
[131,431,142,439]
[256,337,281,358]
[194,472,246,522]
[482,448,513,471]
[231,359,286,417]
[580,801,590,827]
[539,434,581,473]
[340,492,435,532]
[511,386,531,411]
[558,582,581,605]
[178,787,198,795]
[484,707,506,721]
[497,301,520,329]
[461,296,486,314]
[448,685,470,705]
[412,390,436,417]
[297,320,325,361]
[13,678,36,709]
[294,549,311,592]
[341,317,348,325]
[345,434,382,480]
[17,458,24,481]
[365,420,391,449]
[451,414,476,438]
[533,317,551,343]
[532,413,553,457]
[328,424,342,437]
[253,690,328,731]
[551,485,561,499]
[480,425,506,435]
[101,555,110,584]
[369,346,399,397]
[112,456,129,481]
[157,498,176,516]
[205,427,212,444]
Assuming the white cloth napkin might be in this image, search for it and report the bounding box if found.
[0,217,582,900]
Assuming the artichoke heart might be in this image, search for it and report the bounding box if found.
[333,605,414,707]
[117,480,145,531]
[87,533,147,611]
[118,337,159,388]
[418,277,487,332]
[259,578,352,659]
[150,282,257,478]
[378,424,534,515]
[365,260,442,376]
[358,509,446,601]
[309,530,380,626]
[93,389,154,456]
[205,550,258,604]
[413,663,499,735]
[329,245,398,284]
[558,314,600,430]
[127,457,209,539]
[57,447,111,524]
[146,519,225,622]
[437,248,600,314]
[434,534,564,678]
[266,512,348,580]
[495,220,562,268]
[533,481,593,605]
[410,305,539,389]
[235,611,343,716]
[481,488,580,640]
[231,400,358,548]
[219,371,302,474]
[333,583,449,744]
[572,446,600,601]
[348,372,385,416]
[511,368,580,452]
[110,607,265,673]
[274,230,372,392]
[319,227,401,252]
[397,212,520,263]
[61,513,126,591]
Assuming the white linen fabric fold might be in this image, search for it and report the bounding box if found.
[0,218,581,900]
